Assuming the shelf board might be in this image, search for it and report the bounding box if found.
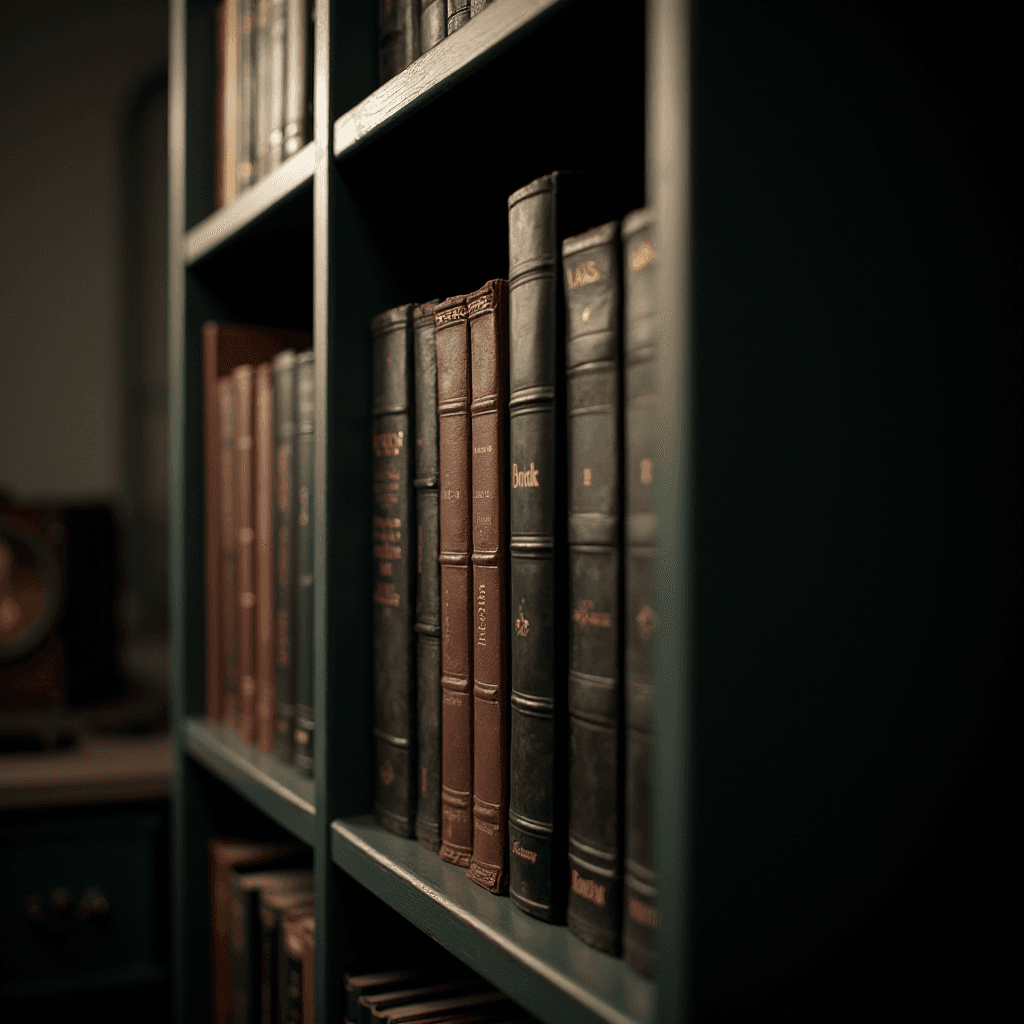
[184,141,316,265]
[182,717,314,845]
[331,816,655,1024]
[333,0,569,158]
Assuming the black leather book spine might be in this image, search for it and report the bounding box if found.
[293,351,315,775]
[283,0,311,157]
[563,220,623,955]
[372,304,417,837]
[621,208,659,977]
[447,0,470,34]
[237,0,255,190]
[413,301,442,850]
[273,350,297,763]
[379,0,419,85]
[419,0,446,51]
[506,172,603,922]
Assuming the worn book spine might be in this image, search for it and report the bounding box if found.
[237,0,255,189]
[419,0,446,51]
[266,0,287,172]
[260,890,313,1024]
[371,304,416,837]
[343,970,433,1024]
[413,300,442,851]
[222,0,239,205]
[469,0,491,15]
[506,173,567,921]
[467,280,510,894]
[563,220,623,954]
[204,330,224,723]
[281,912,313,1024]
[293,352,315,774]
[255,362,276,752]
[254,0,271,179]
[621,208,659,978]
[273,351,297,761]
[219,378,241,728]
[435,296,474,867]
[446,0,470,34]
[379,0,419,85]
[284,0,310,156]
[234,364,258,743]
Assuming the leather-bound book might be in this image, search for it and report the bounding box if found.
[284,0,312,157]
[208,838,301,1024]
[446,0,470,34]
[293,351,315,774]
[359,981,489,1024]
[221,0,239,206]
[413,300,443,851]
[264,0,287,173]
[273,350,297,762]
[281,911,314,1024]
[203,324,311,731]
[237,0,256,189]
[344,970,433,1024]
[234,363,258,743]
[467,280,510,894]
[373,991,513,1023]
[621,209,659,977]
[260,888,313,1024]
[254,0,271,179]
[562,220,623,954]
[380,0,419,85]
[231,867,313,1024]
[371,304,417,837]
[419,0,446,52]
[469,0,491,15]
[506,172,598,922]
[255,362,276,752]
[434,296,474,867]
[215,376,236,725]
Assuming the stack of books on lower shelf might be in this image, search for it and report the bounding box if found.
[209,839,314,1024]
[204,324,317,778]
[369,172,658,977]
[344,965,534,1024]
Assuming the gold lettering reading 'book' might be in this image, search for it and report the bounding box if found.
[373,582,400,607]
[512,841,537,864]
[511,462,540,488]
[566,259,602,290]
[571,869,607,907]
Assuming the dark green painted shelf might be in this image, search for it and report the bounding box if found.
[332,0,569,158]
[184,140,315,265]
[182,717,315,845]
[331,816,655,1024]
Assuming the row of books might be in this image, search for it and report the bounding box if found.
[379,0,493,84]
[371,172,657,977]
[215,0,314,207]
[203,325,317,776]
[209,839,314,1024]
[344,968,534,1023]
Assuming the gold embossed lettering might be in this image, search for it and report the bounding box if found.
[566,259,601,290]
[571,869,607,906]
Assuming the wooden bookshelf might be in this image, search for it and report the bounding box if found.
[169,1,1013,1021]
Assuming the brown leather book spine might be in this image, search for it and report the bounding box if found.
[255,362,276,752]
[219,376,239,727]
[467,280,510,894]
[235,364,257,742]
[204,326,224,723]
[434,295,474,867]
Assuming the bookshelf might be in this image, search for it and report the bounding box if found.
[170,1,1016,1022]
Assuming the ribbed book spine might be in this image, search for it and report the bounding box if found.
[419,0,446,51]
[446,0,470,34]
[266,0,287,172]
[467,279,510,894]
[237,0,255,189]
[283,0,310,157]
[234,364,258,744]
[219,377,239,728]
[435,296,474,867]
[563,220,623,954]
[506,174,566,920]
[255,361,276,752]
[293,351,315,775]
[413,300,443,851]
[273,350,297,762]
[621,208,659,977]
[254,0,270,178]
[371,304,417,838]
